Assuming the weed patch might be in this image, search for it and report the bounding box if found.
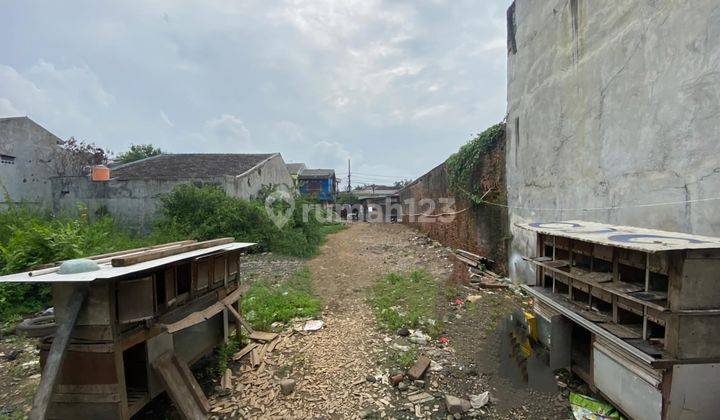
[369,271,439,336]
[241,268,322,331]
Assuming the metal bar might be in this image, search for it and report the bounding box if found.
[30,285,88,420]
[643,253,650,340]
[553,236,555,293]
[522,285,656,364]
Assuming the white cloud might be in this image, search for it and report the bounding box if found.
[0,60,114,136]
[160,110,175,127]
[0,98,21,116]
[184,114,254,153]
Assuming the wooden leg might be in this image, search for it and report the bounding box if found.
[30,285,88,420]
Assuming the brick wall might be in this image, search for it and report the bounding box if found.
[398,135,508,275]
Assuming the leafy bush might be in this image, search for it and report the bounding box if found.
[445,123,505,203]
[369,270,440,336]
[0,205,169,320]
[156,184,327,258]
[241,268,322,330]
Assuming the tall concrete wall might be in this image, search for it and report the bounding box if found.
[0,117,63,207]
[506,0,720,283]
[53,155,294,232]
[399,137,508,275]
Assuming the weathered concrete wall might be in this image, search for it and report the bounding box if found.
[223,154,293,199]
[506,0,720,283]
[0,117,63,207]
[399,138,508,275]
[53,155,294,232]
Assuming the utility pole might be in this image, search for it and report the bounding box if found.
[347,159,351,192]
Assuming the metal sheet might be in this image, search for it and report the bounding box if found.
[516,221,720,253]
[668,363,720,419]
[593,345,662,420]
[0,242,255,283]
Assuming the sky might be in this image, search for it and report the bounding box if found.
[0,0,509,187]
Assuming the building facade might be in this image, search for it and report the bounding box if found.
[297,169,337,202]
[506,0,720,284]
[53,153,293,231]
[0,117,64,207]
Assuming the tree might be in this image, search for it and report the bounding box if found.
[117,144,162,164]
[55,137,110,176]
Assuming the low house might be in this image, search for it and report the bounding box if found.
[285,163,306,187]
[297,169,337,202]
[53,153,294,231]
[0,117,64,208]
[354,185,399,200]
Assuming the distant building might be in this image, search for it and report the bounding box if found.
[354,185,399,200]
[286,162,306,187]
[297,169,337,202]
[54,153,293,231]
[0,116,64,208]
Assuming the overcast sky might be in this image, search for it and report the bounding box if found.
[1,0,509,186]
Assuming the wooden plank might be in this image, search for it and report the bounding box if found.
[151,352,209,420]
[28,240,196,276]
[163,284,249,334]
[30,285,88,420]
[111,238,234,267]
[233,343,258,361]
[223,302,254,334]
[598,323,642,340]
[249,331,278,342]
[406,356,431,380]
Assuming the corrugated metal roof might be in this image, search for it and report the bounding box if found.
[298,169,335,179]
[0,242,255,283]
[111,153,276,180]
[516,220,720,253]
[286,163,306,175]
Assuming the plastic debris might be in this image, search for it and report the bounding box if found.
[303,320,324,331]
[569,392,625,420]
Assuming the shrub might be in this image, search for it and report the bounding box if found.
[445,123,505,203]
[156,184,327,258]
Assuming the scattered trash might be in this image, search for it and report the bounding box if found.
[279,378,296,395]
[438,336,449,345]
[397,326,410,337]
[569,392,625,420]
[392,343,410,352]
[454,298,463,306]
[221,368,232,389]
[408,330,430,345]
[466,295,482,303]
[406,356,430,380]
[389,373,404,386]
[0,350,22,361]
[444,395,471,414]
[469,391,490,409]
[303,320,324,331]
[429,360,443,372]
[407,391,434,404]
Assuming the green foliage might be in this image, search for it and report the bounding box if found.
[0,205,173,320]
[116,143,162,164]
[156,184,326,258]
[241,268,322,331]
[445,123,505,203]
[336,191,360,205]
[369,270,439,337]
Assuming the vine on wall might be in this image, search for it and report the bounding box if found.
[445,122,505,204]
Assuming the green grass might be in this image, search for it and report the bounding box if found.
[241,267,322,331]
[369,270,440,337]
[319,222,347,236]
[387,346,419,370]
